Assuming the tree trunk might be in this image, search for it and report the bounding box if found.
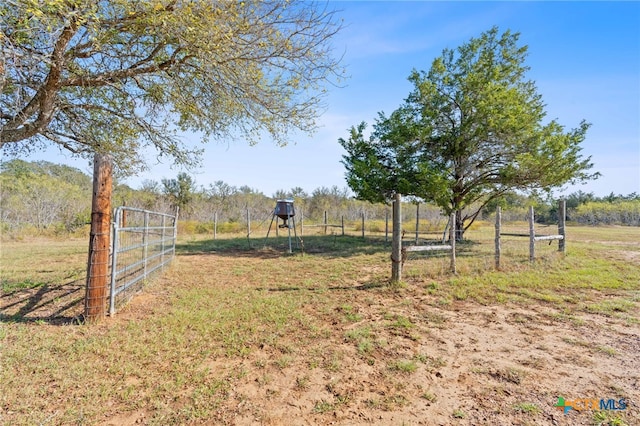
[455,210,464,241]
[391,193,402,282]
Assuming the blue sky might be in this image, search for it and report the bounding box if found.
[20,1,640,197]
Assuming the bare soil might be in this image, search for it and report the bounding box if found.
[2,250,638,426]
[114,253,638,425]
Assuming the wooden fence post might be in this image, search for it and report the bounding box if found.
[495,206,501,269]
[558,199,566,254]
[324,210,328,235]
[85,153,113,322]
[391,193,402,283]
[529,205,535,262]
[450,212,456,274]
[341,216,345,236]
[361,211,365,239]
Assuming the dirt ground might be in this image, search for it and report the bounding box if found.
[3,250,638,426]
[114,253,638,426]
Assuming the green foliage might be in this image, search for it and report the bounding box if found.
[513,402,540,414]
[389,359,418,373]
[340,27,598,239]
[573,200,640,226]
[162,173,196,213]
[0,160,91,233]
[1,1,344,173]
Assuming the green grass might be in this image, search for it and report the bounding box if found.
[345,325,375,355]
[1,240,86,287]
[452,409,466,419]
[1,278,46,292]
[592,411,630,426]
[513,402,541,414]
[389,359,418,373]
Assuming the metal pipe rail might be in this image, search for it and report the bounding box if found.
[404,245,453,252]
[533,235,564,242]
[109,206,178,315]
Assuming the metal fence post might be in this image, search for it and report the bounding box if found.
[558,199,566,254]
[214,211,217,240]
[174,206,179,247]
[529,206,535,262]
[143,211,149,277]
[450,211,456,274]
[247,208,251,238]
[161,214,166,268]
[109,207,121,316]
[415,203,419,244]
[385,209,389,243]
[495,206,501,270]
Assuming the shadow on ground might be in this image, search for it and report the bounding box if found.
[1,278,85,325]
[175,234,479,260]
[176,234,389,258]
[257,281,388,293]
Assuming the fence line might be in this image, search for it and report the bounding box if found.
[400,211,457,276]
[109,206,178,315]
[494,200,566,266]
[300,210,345,236]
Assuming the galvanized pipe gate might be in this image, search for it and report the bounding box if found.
[109,206,178,315]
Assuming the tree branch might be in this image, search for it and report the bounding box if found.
[1,18,80,144]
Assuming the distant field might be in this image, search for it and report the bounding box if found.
[1,225,638,425]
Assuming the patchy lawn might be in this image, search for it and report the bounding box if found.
[1,227,638,425]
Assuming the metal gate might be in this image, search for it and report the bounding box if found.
[109,206,178,315]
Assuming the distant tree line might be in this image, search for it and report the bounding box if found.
[481,190,640,226]
[1,160,638,235]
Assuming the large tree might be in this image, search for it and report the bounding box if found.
[1,0,343,172]
[340,27,597,239]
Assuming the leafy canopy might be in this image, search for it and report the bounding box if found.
[340,27,597,236]
[1,0,344,173]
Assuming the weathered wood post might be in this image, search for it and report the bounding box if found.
[85,153,113,322]
[450,211,456,274]
[361,211,365,239]
[341,216,345,236]
[391,193,402,282]
[558,199,566,254]
[495,206,502,269]
[529,205,535,262]
[324,210,328,235]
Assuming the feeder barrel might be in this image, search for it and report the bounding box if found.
[275,200,295,220]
